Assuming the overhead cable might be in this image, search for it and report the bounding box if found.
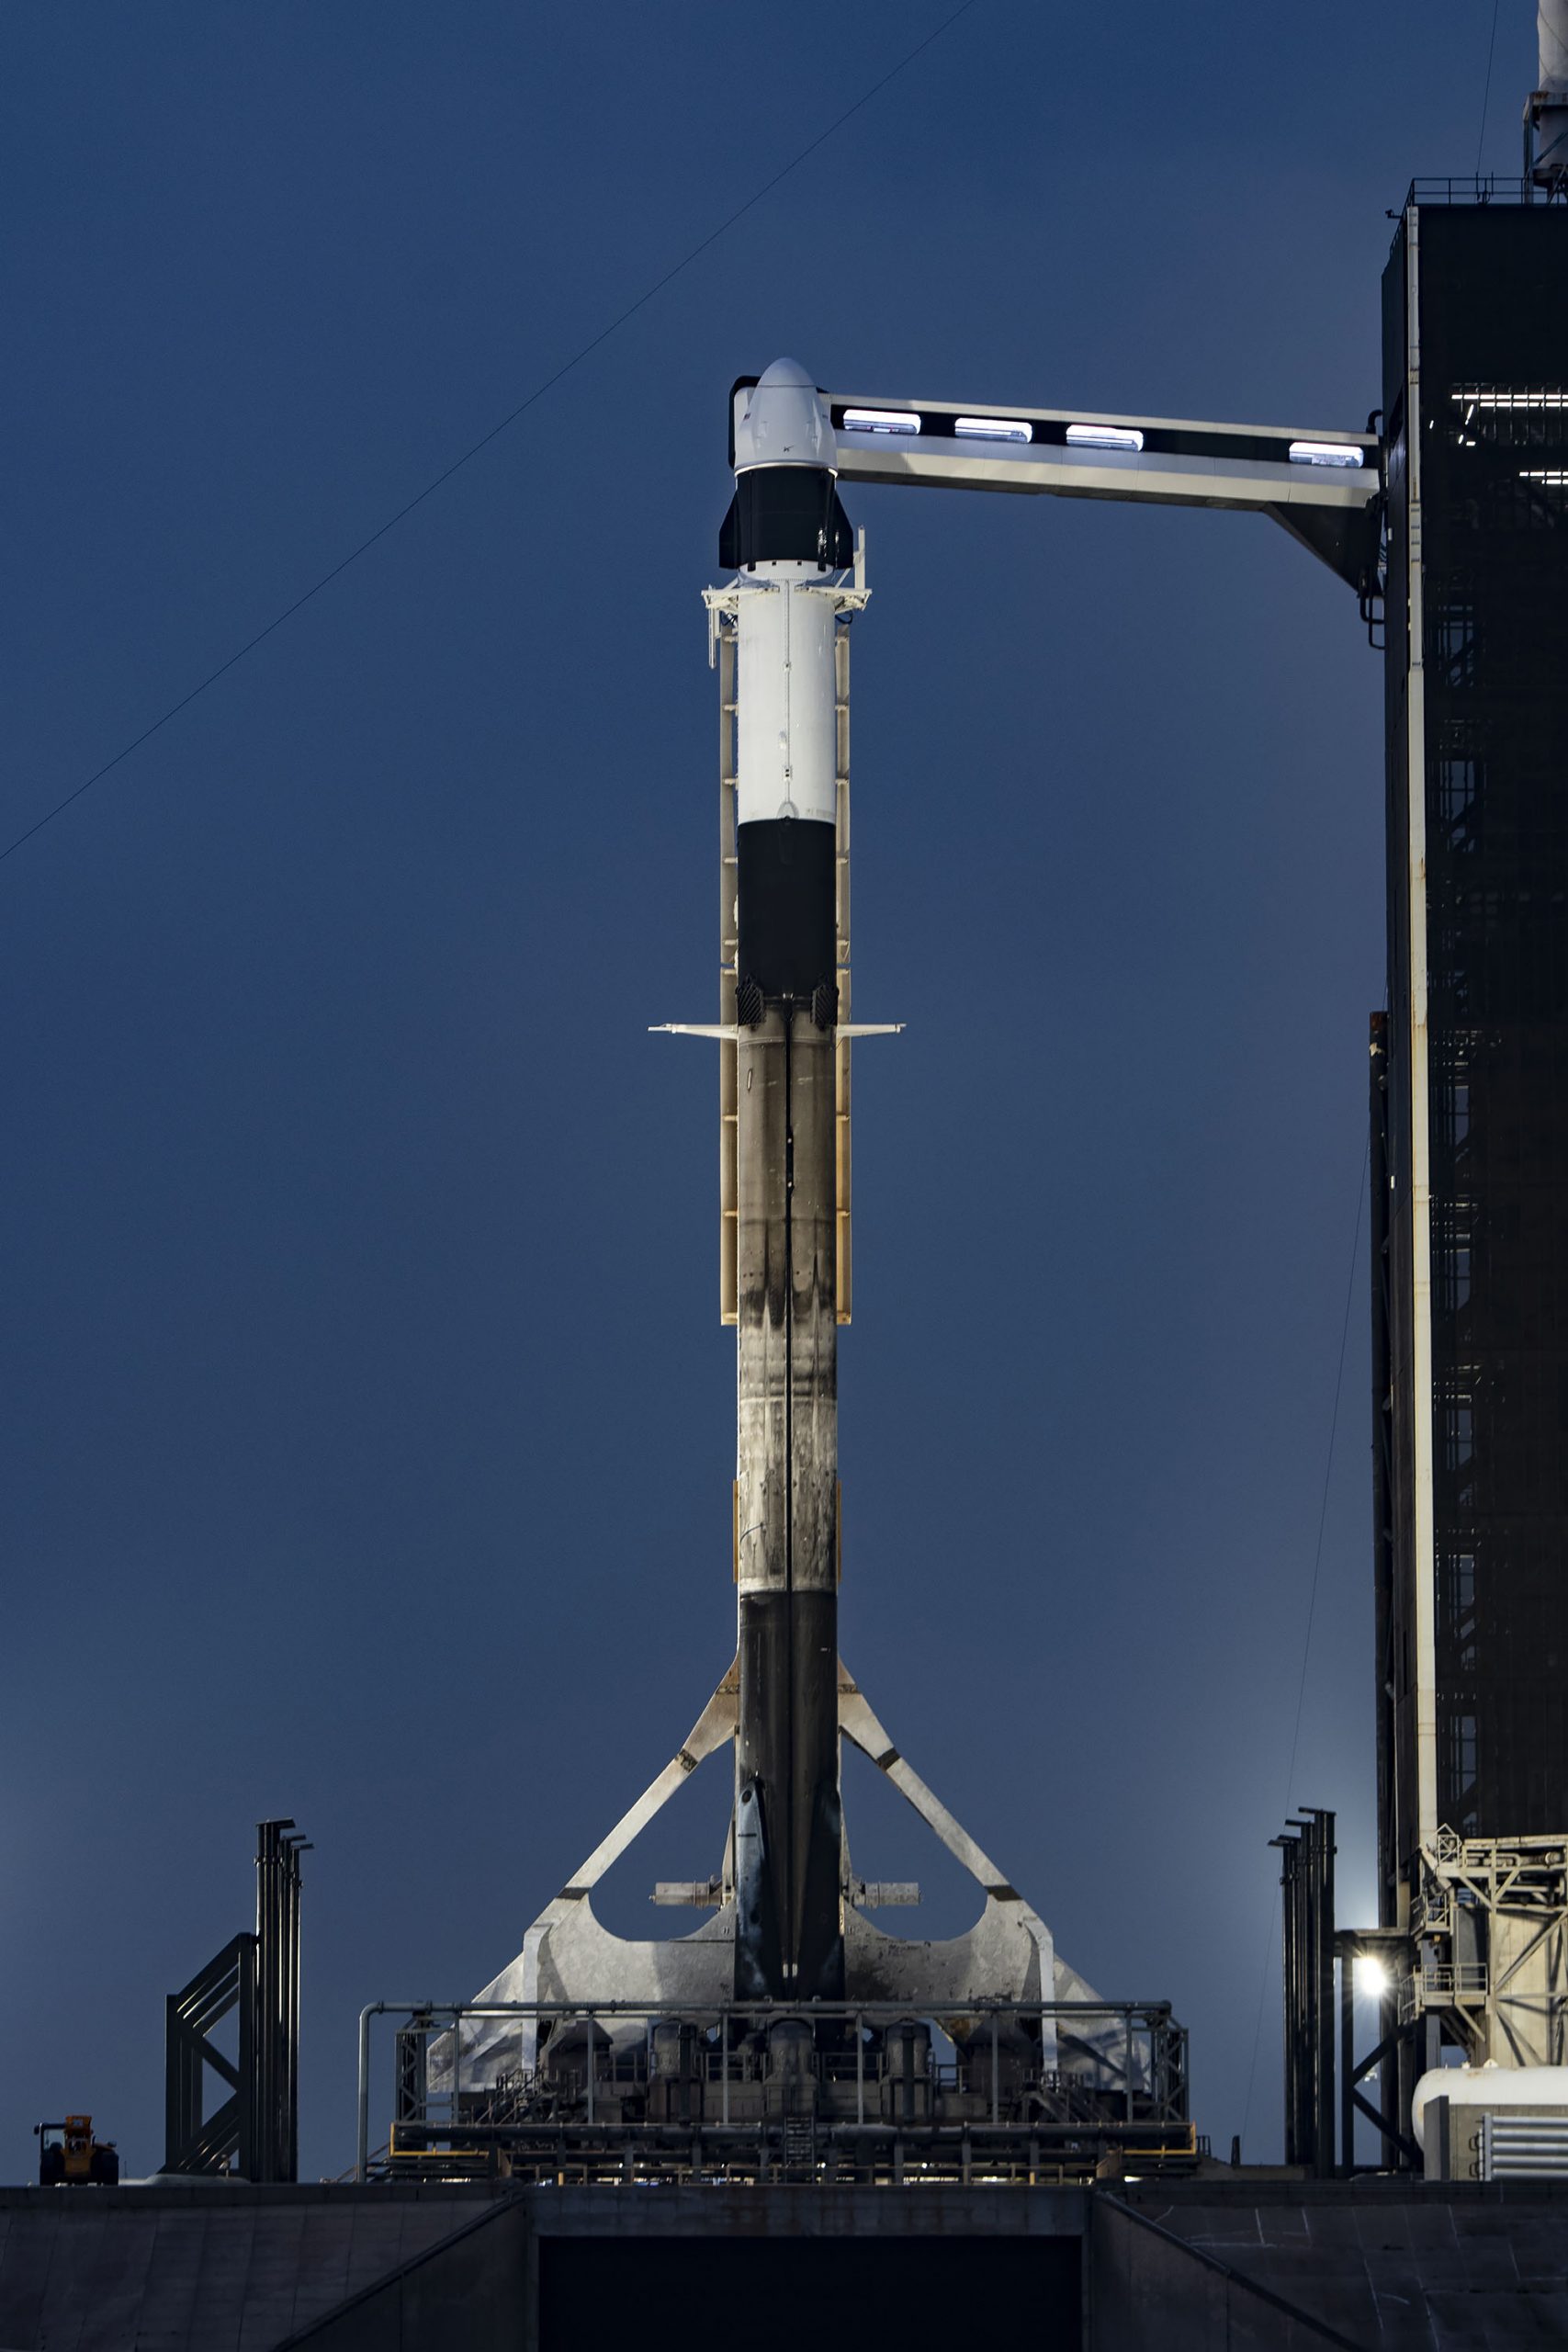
[1,0,981,871]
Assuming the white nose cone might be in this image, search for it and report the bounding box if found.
[734,357,836,476]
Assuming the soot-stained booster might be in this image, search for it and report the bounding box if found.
[719,361,858,2000]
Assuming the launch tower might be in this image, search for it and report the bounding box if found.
[1371,177,1568,2139]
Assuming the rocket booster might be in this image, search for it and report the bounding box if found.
[720,362,856,2000]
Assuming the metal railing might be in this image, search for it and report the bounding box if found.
[1404,176,1545,209]
[355,1996,1187,2182]
[1398,1962,1488,2022]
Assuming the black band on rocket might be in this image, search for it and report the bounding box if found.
[720,466,854,571]
[736,819,837,1006]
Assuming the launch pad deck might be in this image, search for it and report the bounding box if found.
[8,2177,1568,2349]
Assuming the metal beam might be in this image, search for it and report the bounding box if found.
[728,379,1382,586]
[734,382,1377,512]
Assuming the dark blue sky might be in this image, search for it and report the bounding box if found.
[3,2,1531,2179]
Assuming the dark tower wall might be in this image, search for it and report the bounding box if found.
[1379,199,1568,1928]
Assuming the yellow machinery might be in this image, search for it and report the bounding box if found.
[36,2115,118,2187]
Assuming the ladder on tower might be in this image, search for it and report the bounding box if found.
[781,2115,817,2182]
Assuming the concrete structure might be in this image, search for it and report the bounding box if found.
[8,2177,1568,2348]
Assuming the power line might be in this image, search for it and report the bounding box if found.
[1238,1130,1370,2153]
[1,0,982,872]
[1282,1134,1371,1805]
[1477,0,1504,173]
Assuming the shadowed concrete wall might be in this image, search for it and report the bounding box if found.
[0,2183,504,2352]
[280,2197,530,2351]
[1100,2180,1568,2346]
[12,2176,1568,2347]
[292,2186,1085,2352]
[1091,2195,1362,2348]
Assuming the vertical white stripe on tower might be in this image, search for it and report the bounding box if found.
[1404,209,1438,1851]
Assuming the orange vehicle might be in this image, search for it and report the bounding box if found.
[36,2116,118,2187]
